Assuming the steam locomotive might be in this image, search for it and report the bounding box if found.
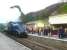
[5,22,28,38]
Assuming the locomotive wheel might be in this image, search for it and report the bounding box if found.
[14,31,19,37]
[21,32,28,38]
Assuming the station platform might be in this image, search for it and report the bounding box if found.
[0,33,31,50]
[28,33,67,42]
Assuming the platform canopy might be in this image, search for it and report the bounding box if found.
[49,14,67,24]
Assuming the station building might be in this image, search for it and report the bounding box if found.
[26,2,67,34]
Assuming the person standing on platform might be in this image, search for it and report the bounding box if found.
[58,26,65,38]
[43,27,49,36]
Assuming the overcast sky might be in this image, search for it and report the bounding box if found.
[0,0,61,23]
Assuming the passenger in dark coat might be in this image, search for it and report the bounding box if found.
[44,28,49,36]
[58,27,65,38]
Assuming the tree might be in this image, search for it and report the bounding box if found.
[0,24,5,32]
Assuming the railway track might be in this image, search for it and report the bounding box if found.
[4,33,59,50]
[14,37,59,50]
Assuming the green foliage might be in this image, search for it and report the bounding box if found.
[0,24,5,32]
[58,3,67,14]
[21,14,48,23]
[20,16,34,23]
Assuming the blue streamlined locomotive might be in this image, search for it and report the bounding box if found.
[6,22,28,38]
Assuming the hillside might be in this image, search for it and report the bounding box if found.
[23,2,67,23]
